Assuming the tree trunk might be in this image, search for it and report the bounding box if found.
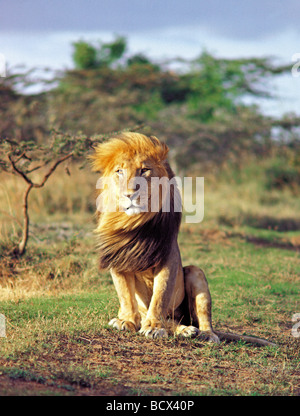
[18,183,33,255]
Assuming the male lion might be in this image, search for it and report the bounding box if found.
[91,132,219,342]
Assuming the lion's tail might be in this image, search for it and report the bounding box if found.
[214,331,277,347]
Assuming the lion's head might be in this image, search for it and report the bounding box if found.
[91,132,181,272]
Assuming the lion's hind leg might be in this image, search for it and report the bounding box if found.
[179,265,220,343]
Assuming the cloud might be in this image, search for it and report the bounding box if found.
[128,26,300,62]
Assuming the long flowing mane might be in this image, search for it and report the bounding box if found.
[91,133,182,272]
[97,205,181,272]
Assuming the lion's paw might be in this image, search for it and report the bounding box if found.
[108,318,137,332]
[177,325,200,338]
[199,331,220,344]
[139,327,168,339]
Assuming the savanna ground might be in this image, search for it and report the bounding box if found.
[0,160,299,396]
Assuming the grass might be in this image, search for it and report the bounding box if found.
[0,159,300,396]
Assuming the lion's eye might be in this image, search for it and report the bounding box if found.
[141,168,150,175]
[116,169,123,175]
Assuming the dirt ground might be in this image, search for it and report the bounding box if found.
[1,327,299,397]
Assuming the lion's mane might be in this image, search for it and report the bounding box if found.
[91,133,182,272]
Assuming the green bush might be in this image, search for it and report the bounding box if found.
[265,159,300,190]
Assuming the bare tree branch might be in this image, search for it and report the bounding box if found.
[33,152,73,188]
[26,160,51,174]
[18,182,33,255]
[7,150,74,254]
[7,154,33,185]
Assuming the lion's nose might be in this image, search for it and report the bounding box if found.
[123,191,138,200]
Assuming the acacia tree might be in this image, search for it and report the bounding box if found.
[0,132,103,255]
[72,36,127,70]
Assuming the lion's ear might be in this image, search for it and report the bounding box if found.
[149,136,169,161]
[149,135,161,146]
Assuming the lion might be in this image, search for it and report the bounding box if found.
[90,132,219,342]
[90,132,275,346]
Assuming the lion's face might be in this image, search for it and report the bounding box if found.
[110,155,169,216]
[92,133,172,218]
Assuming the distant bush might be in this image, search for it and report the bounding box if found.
[72,36,127,69]
[265,159,300,190]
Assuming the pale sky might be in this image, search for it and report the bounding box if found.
[1,0,300,38]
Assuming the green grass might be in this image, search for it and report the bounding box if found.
[179,225,300,330]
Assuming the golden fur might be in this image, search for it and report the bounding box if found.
[91,132,219,340]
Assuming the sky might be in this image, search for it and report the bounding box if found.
[0,0,300,117]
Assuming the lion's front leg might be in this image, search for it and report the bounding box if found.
[139,263,178,339]
[109,269,141,332]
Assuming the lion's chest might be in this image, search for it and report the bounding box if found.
[135,269,154,290]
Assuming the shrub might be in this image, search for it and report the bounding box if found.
[265,159,300,190]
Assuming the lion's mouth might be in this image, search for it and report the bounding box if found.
[124,206,144,216]
[122,197,147,216]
